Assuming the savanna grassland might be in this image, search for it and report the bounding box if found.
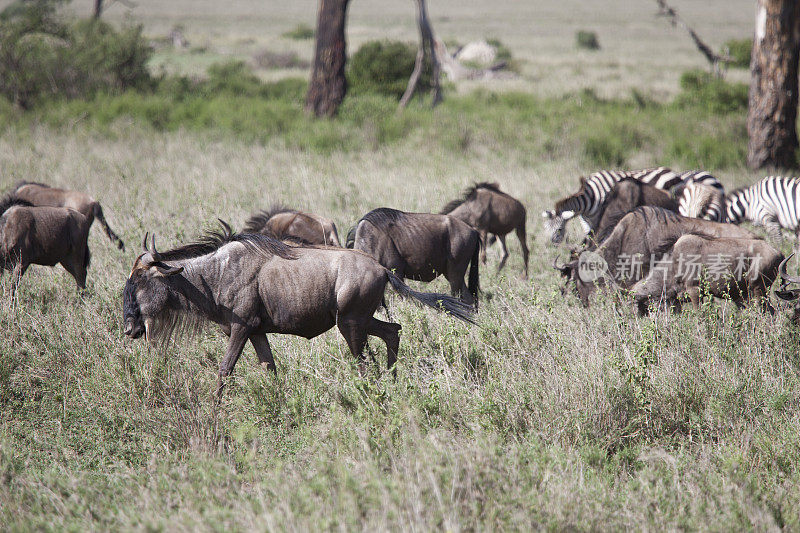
[2,0,800,530]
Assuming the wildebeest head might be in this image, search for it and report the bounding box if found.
[776,253,800,302]
[552,254,595,307]
[123,233,184,340]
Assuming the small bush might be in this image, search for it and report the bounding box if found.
[253,50,310,70]
[282,23,314,40]
[723,38,751,69]
[0,1,152,108]
[674,69,747,114]
[576,30,600,50]
[348,40,430,100]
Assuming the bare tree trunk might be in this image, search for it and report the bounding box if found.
[747,0,800,169]
[93,0,103,19]
[399,0,442,109]
[305,0,351,117]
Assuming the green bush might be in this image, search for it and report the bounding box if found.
[576,30,600,50]
[348,40,429,100]
[723,38,751,69]
[674,69,747,114]
[282,23,314,40]
[0,0,152,108]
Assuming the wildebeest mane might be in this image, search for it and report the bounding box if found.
[242,205,299,234]
[0,193,33,215]
[155,220,297,261]
[12,180,51,191]
[440,182,503,214]
[346,208,407,248]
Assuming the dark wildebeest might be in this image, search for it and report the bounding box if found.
[0,195,91,292]
[346,208,480,306]
[440,182,529,277]
[553,207,758,306]
[122,222,475,396]
[12,181,125,251]
[585,178,679,249]
[630,234,781,315]
[243,205,341,246]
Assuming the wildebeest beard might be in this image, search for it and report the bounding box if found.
[123,274,207,345]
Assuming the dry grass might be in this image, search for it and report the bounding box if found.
[0,122,798,530]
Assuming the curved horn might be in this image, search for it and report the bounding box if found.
[779,254,800,285]
[142,232,150,252]
[150,234,162,262]
[217,218,232,237]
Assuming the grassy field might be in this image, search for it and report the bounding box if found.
[2,0,800,531]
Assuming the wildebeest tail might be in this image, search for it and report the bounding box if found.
[345,224,358,249]
[468,235,480,303]
[93,203,125,251]
[385,271,476,324]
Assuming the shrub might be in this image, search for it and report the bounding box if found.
[282,23,314,40]
[723,38,751,69]
[576,30,600,50]
[0,1,152,108]
[348,40,430,100]
[253,50,309,70]
[674,69,747,114]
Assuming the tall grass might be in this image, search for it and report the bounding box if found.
[0,123,797,529]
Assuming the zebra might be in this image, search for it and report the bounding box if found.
[542,167,680,244]
[676,170,726,221]
[726,176,800,247]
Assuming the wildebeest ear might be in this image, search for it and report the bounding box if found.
[151,262,184,276]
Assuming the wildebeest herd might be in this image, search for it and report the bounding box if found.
[4,170,800,397]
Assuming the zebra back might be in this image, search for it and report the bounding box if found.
[727,176,800,231]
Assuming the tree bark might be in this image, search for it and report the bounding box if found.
[305,0,351,117]
[747,0,800,169]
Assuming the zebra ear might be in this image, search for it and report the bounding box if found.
[561,210,575,220]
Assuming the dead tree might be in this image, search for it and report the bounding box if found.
[747,0,800,169]
[305,0,351,117]
[399,0,442,109]
[655,0,730,74]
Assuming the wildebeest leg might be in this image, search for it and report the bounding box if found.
[250,333,276,372]
[687,287,701,309]
[515,224,529,279]
[367,318,401,377]
[478,230,488,264]
[496,234,510,273]
[61,257,87,290]
[217,323,251,397]
[337,318,369,374]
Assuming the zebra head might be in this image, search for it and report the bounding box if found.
[542,209,575,244]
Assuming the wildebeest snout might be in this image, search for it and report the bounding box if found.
[124,318,144,339]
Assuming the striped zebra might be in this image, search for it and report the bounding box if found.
[542,167,680,244]
[676,170,725,221]
[726,176,800,245]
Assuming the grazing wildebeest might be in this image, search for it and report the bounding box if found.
[12,181,125,251]
[630,234,781,315]
[440,182,529,277]
[122,222,475,396]
[346,208,480,306]
[0,195,91,292]
[243,205,341,246]
[553,207,758,306]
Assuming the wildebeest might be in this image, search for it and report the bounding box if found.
[553,207,758,306]
[0,195,91,292]
[346,208,480,306]
[586,178,678,248]
[630,234,781,315]
[123,222,475,396]
[440,182,529,277]
[11,181,125,251]
[243,205,341,246]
